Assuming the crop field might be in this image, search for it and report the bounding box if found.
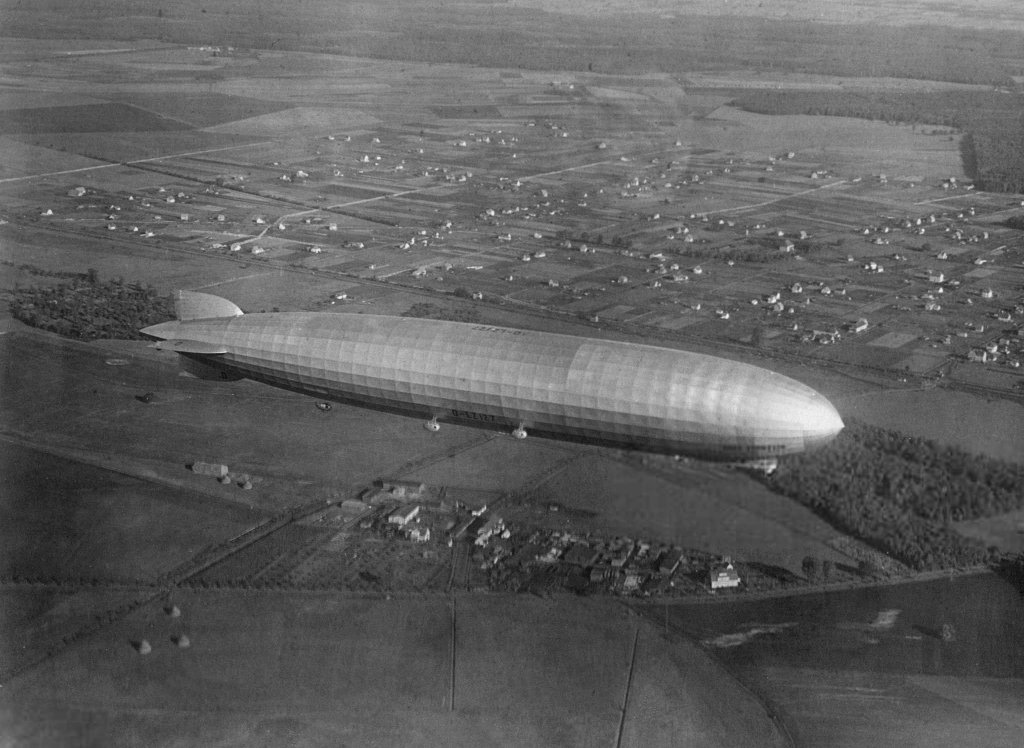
[108,93,293,128]
[204,106,381,136]
[0,103,191,135]
[403,435,579,491]
[0,136,109,180]
[0,442,255,583]
[0,591,784,746]
[6,130,263,171]
[192,524,330,586]
[0,224,256,295]
[837,388,1024,464]
[656,573,1024,747]
[284,536,451,592]
[528,455,848,571]
[0,587,146,677]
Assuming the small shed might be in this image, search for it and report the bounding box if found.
[388,505,420,526]
[374,479,426,499]
[407,526,431,543]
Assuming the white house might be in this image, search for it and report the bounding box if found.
[710,560,741,590]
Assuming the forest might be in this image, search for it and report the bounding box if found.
[732,89,1024,193]
[9,271,174,340]
[766,420,1024,571]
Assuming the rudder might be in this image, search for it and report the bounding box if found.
[175,291,244,321]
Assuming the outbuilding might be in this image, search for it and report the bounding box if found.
[710,560,741,590]
[407,526,431,542]
[374,479,426,499]
[388,505,420,526]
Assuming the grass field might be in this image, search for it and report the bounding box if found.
[0,136,110,180]
[0,592,786,747]
[0,442,256,583]
[204,107,380,136]
[0,225,275,300]
[403,436,579,491]
[836,388,1024,465]
[0,587,145,677]
[0,103,191,135]
[656,573,1024,747]
[530,455,849,570]
[955,510,1024,554]
[7,129,264,164]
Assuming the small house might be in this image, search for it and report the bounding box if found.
[710,560,741,590]
[407,526,431,543]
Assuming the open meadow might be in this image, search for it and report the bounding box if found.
[654,573,1024,747]
[0,592,785,747]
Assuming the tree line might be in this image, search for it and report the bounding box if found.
[9,271,174,340]
[765,420,1024,571]
[732,89,1024,194]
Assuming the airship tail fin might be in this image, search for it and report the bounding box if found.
[175,291,244,321]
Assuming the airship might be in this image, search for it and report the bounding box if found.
[142,291,843,469]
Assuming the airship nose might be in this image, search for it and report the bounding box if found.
[802,394,844,448]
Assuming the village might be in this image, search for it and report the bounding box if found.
[283,477,834,599]
[14,85,1024,407]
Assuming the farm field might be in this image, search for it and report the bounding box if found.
[0,591,785,747]
[0,441,257,583]
[837,388,1024,464]
[655,573,1024,747]
[520,455,849,571]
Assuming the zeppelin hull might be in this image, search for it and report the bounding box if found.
[143,310,843,461]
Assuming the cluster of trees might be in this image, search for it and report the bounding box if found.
[968,123,1024,193]
[0,260,87,280]
[9,271,174,340]
[766,420,1024,571]
[734,90,970,128]
[1003,215,1024,231]
[554,230,633,251]
[733,90,1024,194]
[402,302,480,323]
[995,553,1024,594]
[676,237,829,263]
[801,556,837,582]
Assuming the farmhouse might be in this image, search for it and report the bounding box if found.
[710,560,741,590]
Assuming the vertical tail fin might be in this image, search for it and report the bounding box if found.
[175,291,244,321]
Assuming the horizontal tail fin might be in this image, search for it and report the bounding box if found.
[176,291,244,321]
[153,339,229,354]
